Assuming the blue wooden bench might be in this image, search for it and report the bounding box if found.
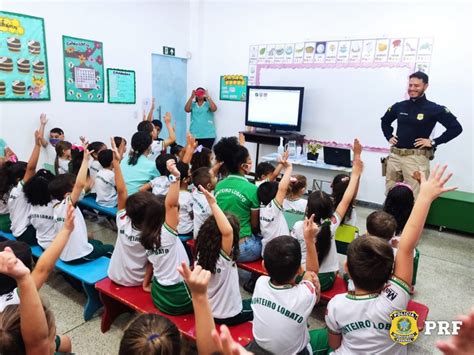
[30,246,109,321]
[0,231,15,241]
[78,195,117,218]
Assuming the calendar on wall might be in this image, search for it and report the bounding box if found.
[62,35,104,102]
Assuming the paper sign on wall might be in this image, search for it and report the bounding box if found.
[220,75,247,101]
[107,68,136,104]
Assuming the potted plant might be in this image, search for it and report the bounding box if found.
[307,142,322,161]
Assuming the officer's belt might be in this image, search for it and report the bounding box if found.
[391,147,434,159]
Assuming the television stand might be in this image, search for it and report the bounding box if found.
[242,130,305,167]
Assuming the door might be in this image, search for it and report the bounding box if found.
[152,54,187,146]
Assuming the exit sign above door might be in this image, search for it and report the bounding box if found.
[163,46,175,56]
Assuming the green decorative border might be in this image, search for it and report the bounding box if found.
[106,68,136,104]
[0,11,51,101]
[62,35,104,103]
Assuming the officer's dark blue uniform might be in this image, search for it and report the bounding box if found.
[381,94,463,149]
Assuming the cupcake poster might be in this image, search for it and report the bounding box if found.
[0,11,50,101]
[62,35,104,102]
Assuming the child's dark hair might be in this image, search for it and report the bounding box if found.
[331,174,353,223]
[0,162,27,197]
[0,240,32,294]
[191,167,212,188]
[48,173,76,200]
[288,175,307,196]
[347,236,394,292]
[152,119,163,130]
[255,162,275,181]
[366,211,397,241]
[88,141,106,159]
[195,213,240,273]
[176,162,189,182]
[263,235,301,284]
[50,127,64,136]
[129,132,152,166]
[23,169,55,206]
[170,144,184,157]
[213,137,249,174]
[138,194,166,250]
[125,192,160,230]
[137,121,154,135]
[191,146,212,172]
[98,149,113,169]
[155,154,177,176]
[257,181,278,206]
[114,136,126,149]
[68,148,84,176]
[54,141,72,174]
[119,314,181,355]
[306,191,334,265]
[383,184,414,235]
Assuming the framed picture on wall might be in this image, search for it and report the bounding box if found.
[107,68,136,104]
[220,75,248,101]
[0,11,51,101]
[62,35,104,102]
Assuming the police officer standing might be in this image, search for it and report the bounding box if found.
[381,71,463,197]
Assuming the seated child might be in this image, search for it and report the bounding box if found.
[8,131,42,245]
[87,141,107,191]
[139,153,176,195]
[113,136,127,159]
[95,149,117,208]
[250,223,328,355]
[138,111,176,160]
[0,161,27,232]
[176,162,193,238]
[254,150,288,187]
[24,169,56,249]
[108,139,149,287]
[191,145,213,173]
[142,159,192,315]
[170,144,184,161]
[54,140,72,175]
[195,185,253,325]
[191,167,217,239]
[258,160,292,255]
[291,150,363,291]
[366,211,397,244]
[283,174,307,215]
[383,182,415,247]
[49,147,113,263]
[325,164,454,354]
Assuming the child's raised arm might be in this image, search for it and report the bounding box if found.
[111,137,127,211]
[70,147,92,205]
[163,112,176,149]
[303,214,320,275]
[270,150,289,182]
[0,248,50,353]
[38,113,48,148]
[199,185,233,255]
[143,98,155,122]
[32,204,75,289]
[335,148,363,219]
[274,160,292,206]
[165,159,180,230]
[394,164,455,285]
[23,130,42,184]
[182,132,197,164]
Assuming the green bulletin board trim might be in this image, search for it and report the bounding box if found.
[106,68,136,104]
[62,35,105,103]
[0,11,51,101]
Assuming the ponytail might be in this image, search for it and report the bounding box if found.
[316,220,332,264]
[138,196,166,250]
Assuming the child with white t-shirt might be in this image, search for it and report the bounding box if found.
[141,159,192,315]
[107,139,150,287]
[195,185,253,325]
[291,152,363,291]
[95,149,117,208]
[138,110,176,161]
[191,167,218,239]
[139,153,176,195]
[54,141,72,175]
[49,146,113,263]
[257,160,292,255]
[87,141,106,193]
[249,217,328,355]
[176,162,193,239]
[326,165,454,354]
[283,174,307,215]
[254,150,288,187]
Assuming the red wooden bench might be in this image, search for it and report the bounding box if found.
[95,277,253,346]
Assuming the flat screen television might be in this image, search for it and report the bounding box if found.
[245,86,304,132]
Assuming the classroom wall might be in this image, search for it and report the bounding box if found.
[191,0,473,204]
[0,0,190,159]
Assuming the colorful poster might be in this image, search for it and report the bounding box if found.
[303,42,315,63]
[337,41,350,63]
[220,75,247,101]
[348,40,363,62]
[0,11,50,101]
[374,39,389,62]
[325,41,338,63]
[314,41,326,63]
[63,35,104,102]
[107,68,136,104]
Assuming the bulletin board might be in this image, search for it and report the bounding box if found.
[107,68,136,104]
[220,75,248,101]
[63,35,104,102]
[0,11,50,100]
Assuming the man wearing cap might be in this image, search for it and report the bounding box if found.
[185,87,218,149]
[381,71,463,197]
